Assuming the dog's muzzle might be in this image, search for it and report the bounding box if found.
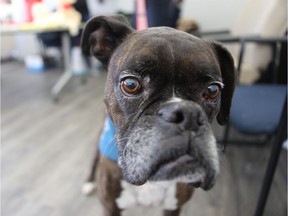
[117,101,220,190]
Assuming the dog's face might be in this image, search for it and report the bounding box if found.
[81,15,236,190]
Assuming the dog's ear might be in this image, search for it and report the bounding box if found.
[210,42,238,125]
[81,15,134,67]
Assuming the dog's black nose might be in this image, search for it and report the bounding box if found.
[157,101,205,130]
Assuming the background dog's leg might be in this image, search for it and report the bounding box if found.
[86,148,99,182]
[98,157,122,216]
[81,146,100,195]
[82,116,106,195]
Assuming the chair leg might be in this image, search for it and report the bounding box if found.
[222,123,231,152]
[254,100,287,216]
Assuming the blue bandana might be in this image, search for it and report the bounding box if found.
[99,116,118,161]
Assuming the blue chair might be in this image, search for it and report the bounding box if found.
[219,36,287,216]
[229,84,286,136]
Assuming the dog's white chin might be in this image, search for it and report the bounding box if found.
[116,180,178,210]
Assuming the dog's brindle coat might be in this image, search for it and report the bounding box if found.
[81,15,236,216]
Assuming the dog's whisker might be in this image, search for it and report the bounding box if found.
[115,136,129,143]
[109,143,117,155]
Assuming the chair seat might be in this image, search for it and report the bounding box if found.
[230,84,286,135]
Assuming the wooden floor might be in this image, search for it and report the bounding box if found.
[1,61,287,216]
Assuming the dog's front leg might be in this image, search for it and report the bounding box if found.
[163,183,195,216]
[97,156,122,216]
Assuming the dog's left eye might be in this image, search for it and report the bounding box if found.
[202,83,223,101]
[120,77,142,96]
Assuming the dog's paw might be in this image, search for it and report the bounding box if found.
[81,182,96,195]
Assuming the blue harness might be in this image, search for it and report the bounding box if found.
[99,116,118,161]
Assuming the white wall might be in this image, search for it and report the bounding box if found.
[181,0,246,31]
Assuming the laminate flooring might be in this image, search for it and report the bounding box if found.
[1,61,287,216]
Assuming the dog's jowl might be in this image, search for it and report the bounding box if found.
[81,15,236,216]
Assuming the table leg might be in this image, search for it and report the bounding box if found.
[51,31,72,100]
[52,71,73,101]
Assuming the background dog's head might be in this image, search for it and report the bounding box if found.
[81,15,236,190]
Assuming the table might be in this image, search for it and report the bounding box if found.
[1,23,76,101]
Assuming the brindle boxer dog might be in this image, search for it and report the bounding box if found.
[80,15,236,216]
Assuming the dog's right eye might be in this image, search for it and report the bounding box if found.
[120,77,142,96]
[202,82,223,102]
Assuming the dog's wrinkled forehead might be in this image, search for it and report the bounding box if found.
[108,27,221,78]
[80,15,236,125]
